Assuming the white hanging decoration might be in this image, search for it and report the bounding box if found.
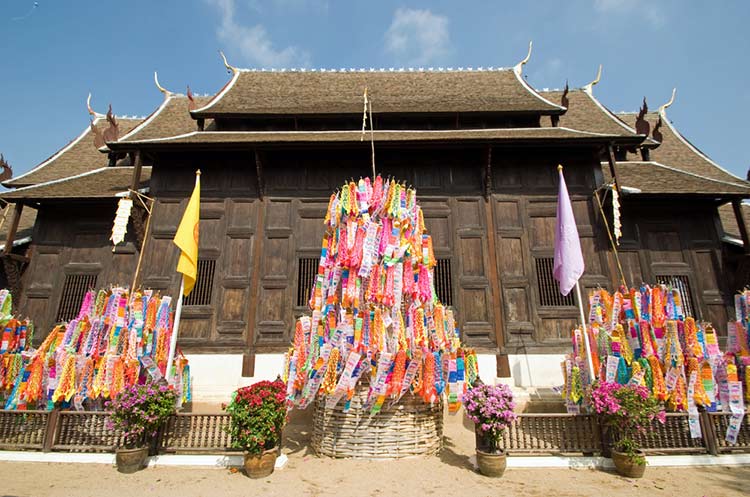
[111,197,133,246]
[612,184,622,245]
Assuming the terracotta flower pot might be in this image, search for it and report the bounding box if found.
[611,449,646,478]
[476,449,507,477]
[115,446,149,474]
[244,447,278,478]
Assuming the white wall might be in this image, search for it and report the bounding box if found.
[185,352,566,403]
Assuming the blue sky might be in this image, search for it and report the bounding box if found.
[1,1,749,180]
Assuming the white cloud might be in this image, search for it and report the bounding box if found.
[593,0,665,28]
[384,8,451,65]
[208,0,310,68]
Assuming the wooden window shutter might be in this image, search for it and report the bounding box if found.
[296,257,318,307]
[535,257,575,307]
[655,274,696,318]
[184,259,216,306]
[56,274,98,322]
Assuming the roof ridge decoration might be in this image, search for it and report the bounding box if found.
[509,41,566,112]
[513,41,533,76]
[102,105,120,143]
[655,89,748,183]
[652,88,675,144]
[0,155,12,182]
[86,93,105,119]
[582,64,602,95]
[635,98,650,136]
[187,86,196,111]
[561,81,569,108]
[658,88,677,115]
[154,72,174,98]
[219,50,239,74]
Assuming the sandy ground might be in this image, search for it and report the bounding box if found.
[0,412,747,497]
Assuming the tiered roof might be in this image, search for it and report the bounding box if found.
[108,126,643,150]
[119,94,211,143]
[1,167,151,201]
[4,116,142,188]
[0,206,37,250]
[192,69,566,117]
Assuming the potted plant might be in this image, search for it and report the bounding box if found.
[463,383,517,477]
[107,381,177,473]
[589,381,666,478]
[225,379,287,478]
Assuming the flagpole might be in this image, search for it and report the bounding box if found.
[575,281,596,382]
[166,275,185,385]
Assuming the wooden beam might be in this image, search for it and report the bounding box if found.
[606,143,621,194]
[483,189,510,377]
[254,149,265,200]
[732,199,750,254]
[242,199,266,377]
[130,150,143,193]
[483,146,493,200]
[3,203,23,256]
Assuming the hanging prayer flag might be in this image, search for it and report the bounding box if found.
[173,171,201,296]
[553,166,584,296]
[110,197,133,246]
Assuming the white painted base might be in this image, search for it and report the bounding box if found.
[506,354,566,388]
[0,450,748,469]
[184,353,286,403]
[185,353,568,404]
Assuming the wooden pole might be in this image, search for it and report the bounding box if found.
[130,193,154,292]
[575,281,596,382]
[594,188,628,288]
[130,151,143,193]
[731,199,750,254]
[166,275,185,385]
[3,203,23,256]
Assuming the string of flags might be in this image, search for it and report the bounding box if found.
[283,176,479,414]
[563,285,749,444]
[2,287,190,411]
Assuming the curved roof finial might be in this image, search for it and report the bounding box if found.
[154,72,173,97]
[582,64,602,94]
[658,88,676,115]
[513,41,533,75]
[219,50,238,74]
[86,93,105,119]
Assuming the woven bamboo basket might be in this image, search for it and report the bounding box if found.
[312,385,443,459]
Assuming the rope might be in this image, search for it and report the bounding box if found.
[594,185,628,289]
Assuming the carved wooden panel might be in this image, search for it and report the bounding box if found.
[452,197,494,348]
[256,199,294,345]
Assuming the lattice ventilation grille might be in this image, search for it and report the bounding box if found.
[184,259,216,306]
[434,258,453,306]
[56,274,98,322]
[536,257,575,307]
[297,258,319,307]
[655,274,696,317]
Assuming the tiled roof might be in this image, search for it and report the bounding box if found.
[541,89,648,139]
[4,117,142,188]
[192,69,566,117]
[619,111,746,185]
[108,127,641,149]
[717,203,750,243]
[0,167,151,201]
[602,161,750,196]
[118,95,212,143]
[0,204,37,244]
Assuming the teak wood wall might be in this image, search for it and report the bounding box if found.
[15,145,736,362]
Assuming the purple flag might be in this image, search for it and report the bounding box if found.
[553,167,584,296]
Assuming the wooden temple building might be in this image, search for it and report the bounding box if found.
[2,53,749,399]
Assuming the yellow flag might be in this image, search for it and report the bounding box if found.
[173,171,200,296]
